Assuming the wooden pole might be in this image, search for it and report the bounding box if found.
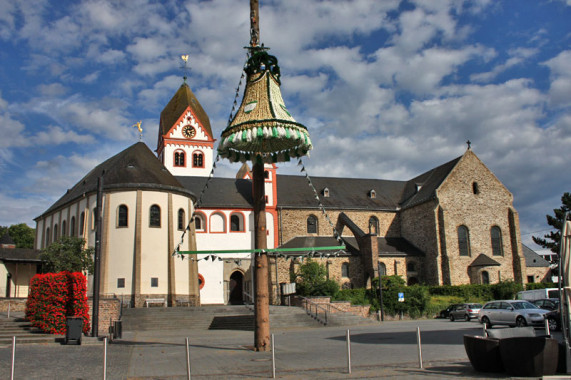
[253,160,270,351]
[250,0,259,47]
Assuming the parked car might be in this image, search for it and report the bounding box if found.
[532,298,559,311]
[545,310,561,331]
[439,304,462,319]
[449,303,483,321]
[478,300,550,328]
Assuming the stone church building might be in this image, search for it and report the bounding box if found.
[32,80,550,307]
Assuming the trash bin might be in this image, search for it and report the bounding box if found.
[113,320,122,339]
[65,317,83,345]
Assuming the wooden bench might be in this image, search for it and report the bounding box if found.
[145,298,166,307]
[176,298,191,307]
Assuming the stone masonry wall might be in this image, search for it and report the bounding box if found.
[399,200,440,284]
[436,151,524,285]
[278,209,399,245]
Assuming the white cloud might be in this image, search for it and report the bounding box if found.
[37,83,68,97]
[31,126,94,145]
[471,47,540,83]
[542,50,571,107]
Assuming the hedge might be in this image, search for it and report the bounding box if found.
[26,272,90,334]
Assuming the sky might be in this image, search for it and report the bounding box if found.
[0,0,570,255]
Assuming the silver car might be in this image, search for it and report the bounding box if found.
[478,300,550,328]
[449,303,482,321]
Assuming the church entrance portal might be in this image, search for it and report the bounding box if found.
[229,271,244,305]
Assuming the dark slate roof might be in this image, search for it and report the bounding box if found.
[0,248,41,262]
[469,254,501,267]
[175,177,253,208]
[278,236,424,257]
[522,244,551,267]
[376,237,425,257]
[399,156,462,209]
[37,143,194,219]
[276,175,406,210]
[0,233,15,245]
[160,83,212,138]
[277,236,353,256]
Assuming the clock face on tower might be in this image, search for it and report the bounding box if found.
[182,125,196,138]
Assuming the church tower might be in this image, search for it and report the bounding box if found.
[156,82,215,177]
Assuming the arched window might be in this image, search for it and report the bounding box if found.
[481,271,490,284]
[149,205,161,227]
[70,216,76,236]
[193,151,204,168]
[307,215,318,234]
[92,208,97,230]
[457,225,471,256]
[45,227,50,247]
[194,213,205,231]
[369,216,379,235]
[323,187,330,197]
[491,226,503,256]
[174,151,186,167]
[79,212,85,235]
[407,262,416,272]
[53,224,58,241]
[378,262,386,276]
[230,213,244,232]
[62,220,67,237]
[473,182,480,195]
[178,209,185,230]
[342,263,349,278]
[210,212,226,232]
[117,205,128,227]
[369,189,376,199]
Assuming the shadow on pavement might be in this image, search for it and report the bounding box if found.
[327,326,483,345]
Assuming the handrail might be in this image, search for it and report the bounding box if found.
[243,291,253,306]
[298,296,329,325]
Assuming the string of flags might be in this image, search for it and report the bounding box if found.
[173,53,252,260]
[172,154,221,259]
[185,249,347,262]
[297,157,344,246]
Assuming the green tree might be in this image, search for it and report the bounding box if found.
[40,236,94,274]
[8,223,35,248]
[294,258,339,297]
[533,192,571,255]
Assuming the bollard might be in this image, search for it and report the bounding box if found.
[7,302,10,319]
[416,327,423,369]
[346,329,352,374]
[186,337,191,380]
[483,324,487,337]
[11,336,15,380]
[103,337,107,380]
[271,334,276,379]
[545,318,550,336]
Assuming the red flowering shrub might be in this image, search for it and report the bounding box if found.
[26,272,90,334]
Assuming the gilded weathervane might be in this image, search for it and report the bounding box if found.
[132,120,143,141]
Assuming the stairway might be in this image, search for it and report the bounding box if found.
[326,311,378,327]
[0,316,62,345]
[121,305,325,332]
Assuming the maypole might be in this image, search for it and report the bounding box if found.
[218,0,313,351]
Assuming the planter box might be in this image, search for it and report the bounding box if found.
[463,335,503,372]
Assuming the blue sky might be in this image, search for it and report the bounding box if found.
[0,0,570,254]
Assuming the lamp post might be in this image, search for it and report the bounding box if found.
[218,0,312,351]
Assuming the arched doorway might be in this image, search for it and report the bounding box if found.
[229,271,244,305]
[481,271,490,284]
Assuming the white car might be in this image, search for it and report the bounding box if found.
[478,300,550,328]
